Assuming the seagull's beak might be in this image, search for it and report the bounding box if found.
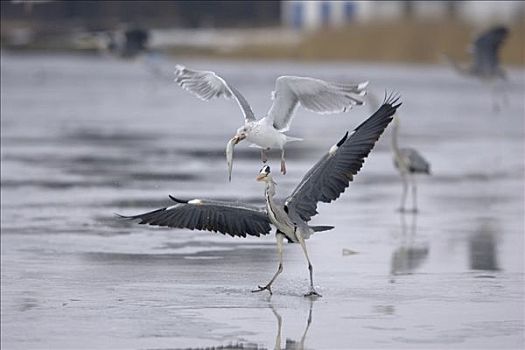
[256,173,267,182]
[233,133,246,145]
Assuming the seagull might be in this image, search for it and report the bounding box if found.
[391,116,430,213]
[119,94,400,296]
[173,65,368,180]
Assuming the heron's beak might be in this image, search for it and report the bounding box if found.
[256,173,267,182]
[232,133,246,145]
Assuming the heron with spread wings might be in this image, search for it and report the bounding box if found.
[445,26,509,80]
[174,65,368,180]
[443,26,509,111]
[120,95,400,296]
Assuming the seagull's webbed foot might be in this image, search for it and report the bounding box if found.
[396,207,406,213]
[280,159,287,175]
[304,289,322,298]
[410,208,419,214]
[252,284,273,295]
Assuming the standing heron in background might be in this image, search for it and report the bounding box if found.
[443,26,509,110]
[173,65,368,180]
[391,116,430,213]
[119,95,401,296]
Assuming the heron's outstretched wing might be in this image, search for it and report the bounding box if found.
[285,94,401,222]
[119,196,271,237]
[267,76,368,132]
[174,65,256,122]
[471,26,508,74]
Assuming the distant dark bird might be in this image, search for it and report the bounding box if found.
[105,27,150,59]
[446,26,509,80]
[391,116,430,213]
[444,26,509,111]
[174,65,368,179]
[120,95,401,296]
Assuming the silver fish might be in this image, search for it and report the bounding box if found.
[226,137,236,182]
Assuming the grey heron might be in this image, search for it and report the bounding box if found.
[119,95,400,296]
[173,65,368,180]
[391,116,430,213]
[443,26,509,110]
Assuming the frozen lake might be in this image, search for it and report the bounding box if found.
[1,53,524,349]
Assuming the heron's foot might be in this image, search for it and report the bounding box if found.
[304,289,322,298]
[396,207,406,213]
[252,284,273,295]
[410,208,419,214]
[281,159,287,175]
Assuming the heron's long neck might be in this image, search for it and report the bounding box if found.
[264,181,277,208]
[391,118,401,156]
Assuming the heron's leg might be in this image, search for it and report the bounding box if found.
[398,173,408,212]
[410,174,418,213]
[296,228,321,297]
[280,149,286,175]
[252,232,284,295]
[269,304,282,350]
[261,148,269,163]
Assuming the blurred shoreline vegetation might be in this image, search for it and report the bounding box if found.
[0,1,523,66]
[176,19,524,65]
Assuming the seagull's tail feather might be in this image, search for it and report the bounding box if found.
[285,135,303,144]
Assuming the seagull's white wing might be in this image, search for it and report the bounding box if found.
[267,76,368,132]
[174,65,256,122]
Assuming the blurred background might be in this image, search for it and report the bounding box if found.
[1,1,524,350]
[1,0,524,63]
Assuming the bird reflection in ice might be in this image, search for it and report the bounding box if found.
[469,219,500,272]
[176,300,316,350]
[270,299,314,350]
[390,213,429,282]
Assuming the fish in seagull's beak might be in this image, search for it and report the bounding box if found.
[232,133,246,145]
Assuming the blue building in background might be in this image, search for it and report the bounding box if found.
[283,1,356,30]
[282,1,525,31]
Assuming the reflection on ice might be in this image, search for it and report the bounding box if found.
[390,213,429,280]
[176,300,316,350]
[469,219,500,271]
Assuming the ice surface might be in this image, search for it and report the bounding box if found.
[1,53,524,349]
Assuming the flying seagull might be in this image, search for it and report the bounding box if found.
[173,65,368,180]
[391,116,430,213]
[120,94,400,296]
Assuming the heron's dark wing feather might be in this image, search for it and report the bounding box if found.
[472,26,508,74]
[285,95,401,222]
[174,65,256,122]
[119,197,271,237]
